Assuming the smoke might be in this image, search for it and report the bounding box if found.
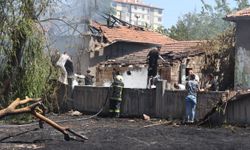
[103,68,148,89]
[44,0,112,35]
[122,68,148,89]
[41,0,112,74]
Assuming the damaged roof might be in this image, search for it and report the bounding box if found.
[224,7,250,21]
[100,41,205,66]
[91,22,176,45]
[161,41,203,54]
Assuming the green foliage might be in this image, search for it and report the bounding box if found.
[200,28,235,90]
[235,0,249,9]
[155,25,168,35]
[0,0,58,109]
[167,0,249,40]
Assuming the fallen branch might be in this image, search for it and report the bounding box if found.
[0,97,88,142]
[197,92,245,126]
[143,121,172,128]
[0,98,41,119]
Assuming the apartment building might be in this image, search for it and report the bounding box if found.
[112,0,163,29]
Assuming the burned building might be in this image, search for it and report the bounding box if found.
[89,20,176,67]
[224,7,250,90]
[88,16,206,88]
[95,40,205,88]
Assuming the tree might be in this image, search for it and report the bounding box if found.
[167,20,189,40]
[156,25,169,35]
[0,0,113,112]
[167,0,249,40]
[236,0,249,9]
[0,0,58,109]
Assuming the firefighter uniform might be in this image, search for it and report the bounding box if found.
[109,75,124,118]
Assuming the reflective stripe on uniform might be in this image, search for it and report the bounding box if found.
[110,97,122,101]
[114,109,120,113]
[109,109,120,113]
[111,85,123,88]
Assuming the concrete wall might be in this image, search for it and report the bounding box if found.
[72,86,156,117]
[59,81,230,121]
[155,81,226,120]
[226,94,250,124]
[235,20,250,89]
[56,80,250,125]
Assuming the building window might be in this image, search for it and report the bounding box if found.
[142,14,145,19]
[158,17,162,22]
[134,6,137,9]
[122,3,126,7]
[158,9,162,14]
[142,7,145,11]
[112,2,117,7]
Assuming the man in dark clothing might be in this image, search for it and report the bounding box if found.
[205,74,218,91]
[146,46,165,88]
[109,73,124,118]
[65,59,74,77]
[185,74,200,123]
[84,70,94,85]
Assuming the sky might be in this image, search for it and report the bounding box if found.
[144,0,243,28]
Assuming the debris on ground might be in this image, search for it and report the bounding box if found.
[143,120,169,128]
[1,115,250,150]
[68,110,83,116]
[143,114,150,121]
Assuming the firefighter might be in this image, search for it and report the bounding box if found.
[109,72,124,118]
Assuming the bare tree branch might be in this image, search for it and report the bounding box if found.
[39,17,91,37]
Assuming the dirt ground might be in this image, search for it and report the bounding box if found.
[1,114,250,150]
